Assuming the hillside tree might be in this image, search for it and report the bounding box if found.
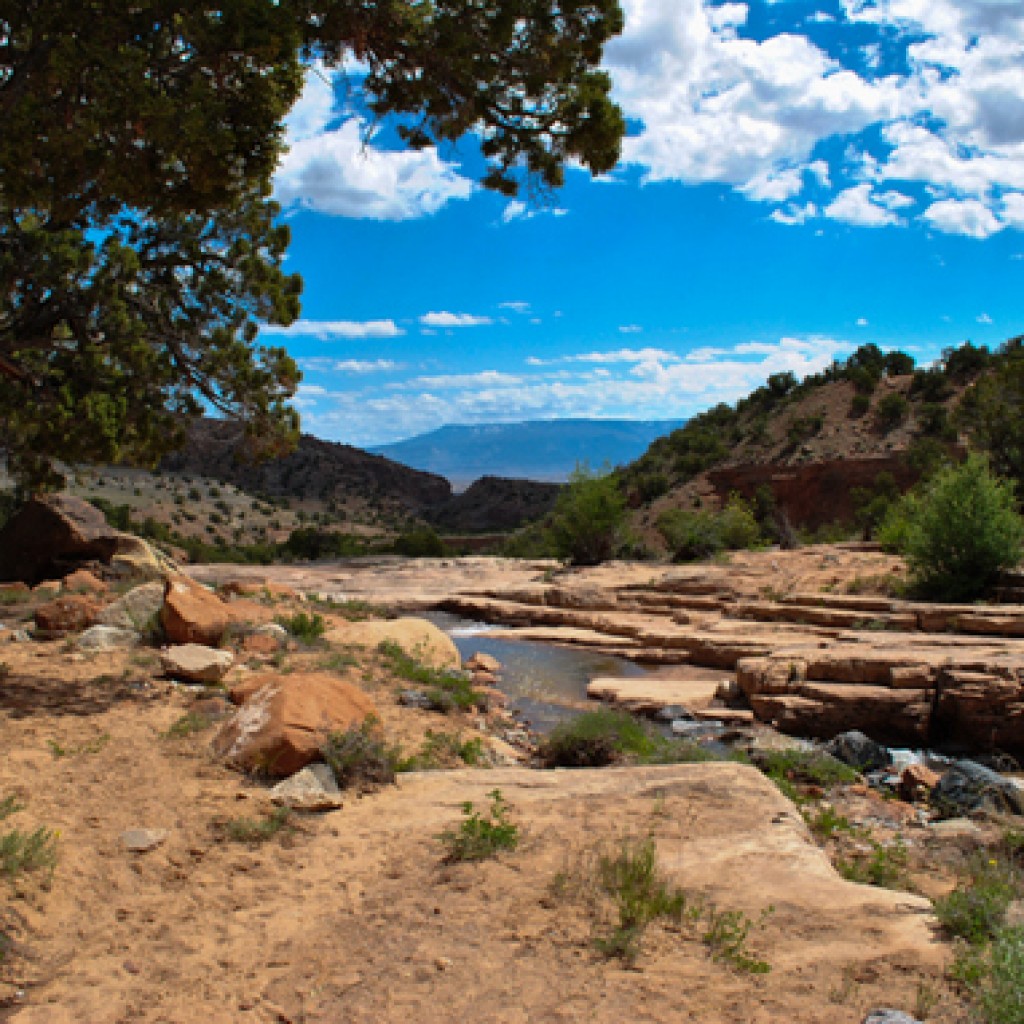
[1,0,625,488]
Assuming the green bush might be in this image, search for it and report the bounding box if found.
[537,709,717,768]
[882,454,1024,601]
[377,640,480,712]
[438,789,518,862]
[321,720,402,790]
[875,393,909,432]
[935,857,1018,946]
[658,494,760,561]
[393,527,445,558]
[849,393,871,418]
[547,464,627,566]
[275,610,326,642]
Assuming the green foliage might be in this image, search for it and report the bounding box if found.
[393,528,445,558]
[702,906,773,974]
[836,837,910,891]
[754,748,859,805]
[786,412,824,446]
[438,790,519,862]
[593,835,689,962]
[321,720,402,790]
[377,641,480,712]
[547,464,627,566]
[976,926,1024,1024]
[402,730,485,770]
[851,471,902,540]
[537,708,718,768]
[658,494,762,562]
[3,1,625,488]
[849,392,871,418]
[875,392,910,432]
[47,733,111,757]
[282,528,366,561]
[1,796,58,882]
[222,807,292,845]
[803,805,858,840]
[160,712,214,740]
[935,855,1020,947]
[883,454,1024,601]
[275,611,326,642]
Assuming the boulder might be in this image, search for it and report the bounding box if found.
[61,569,107,594]
[933,761,1024,817]
[160,644,234,684]
[161,575,230,646]
[212,672,378,777]
[825,730,891,772]
[325,617,460,670]
[0,493,122,583]
[76,625,140,651]
[34,595,101,634]
[270,763,343,811]
[97,581,165,634]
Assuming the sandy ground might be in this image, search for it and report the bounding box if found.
[2,651,969,1023]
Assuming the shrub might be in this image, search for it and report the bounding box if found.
[849,393,871,418]
[875,393,909,432]
[718,494,762,550]
[438,789,518,862]
[547,464,627,566]
[321,720,402,790]
[222,807,291,844]
[393,527,445,558]
[935,856,1019,947]
[886,454,1024,601]
[657,507,722,562]
[275,611,326,642]
[0,796,57,882]
[537,709,717,768]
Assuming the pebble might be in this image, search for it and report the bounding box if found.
[121,828,168,853]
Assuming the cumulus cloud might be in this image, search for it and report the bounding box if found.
[262,319,404,340]
[298,358,400,374]
[420,311,494,328]
[274,67,473,221]
[499,301,531,314]
[603,0,1024,237]
[824,184,903,227]
[501,201,568,223]
[923,197,1004,239]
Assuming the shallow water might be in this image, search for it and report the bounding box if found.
[425,611,648,732]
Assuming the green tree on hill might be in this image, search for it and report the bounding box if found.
[548,464,627,566]
[1,1,625,488]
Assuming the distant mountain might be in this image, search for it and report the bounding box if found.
[371,419,686,488]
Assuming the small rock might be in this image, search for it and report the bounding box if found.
[825,730,890,773]
[654,704,694,723]
[671,719,723,737]
[898,763,941,802]
[435,956,453,972]
[9,628,31,643]
[253,622,290,643]
[77,625,140,650]
[121,828,168,853]
[32,580,62,596]
[160,644,234,684]
[927,817,984,838]
[242,632,282,656]
[270,763,343,812]
[713,679,743,706]
[62,569,107,594]
[471,669,499,687]
[399,689,434,709]
[34,594,101,633]
[862,1012,921,1024]
[465,652,500,674]
[933,760,1024,817]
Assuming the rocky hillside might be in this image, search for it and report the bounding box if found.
[621,341,1006,543]
[160,418,452,515]
[426,476,561,533]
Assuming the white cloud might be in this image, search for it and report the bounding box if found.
[420,311,494,328]
[618,324,643,334]
[603,0,1024,236]
[300,334,852,446]
[262,318,403,340]
[274,67,472,221]
[298,358,400,374]
[856,317,869,326]
[977,312,994,324]
[923,197,1004,239]
[824,184,903,227]
[499,301,531,314]
[501,201,569,223]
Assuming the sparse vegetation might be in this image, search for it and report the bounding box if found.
[1,795,58,882]
[402,730,485,770]
[321,720,402,790]
[537,708,718,769]
[160,712,214,740]
[547,464,627,566]
[438,789,519,862]
[378,640,481,713]
[221,807,292,845]
[47,732,111,757]
[753,748,859,805]
[836,837,910,891]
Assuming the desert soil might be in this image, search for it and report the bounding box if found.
[0,548,992,1022]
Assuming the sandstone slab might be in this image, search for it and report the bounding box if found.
[587,676,721,713]
[160,645,234,684]
[325,616,459,670]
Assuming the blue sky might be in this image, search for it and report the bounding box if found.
[261,0,1024,447]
